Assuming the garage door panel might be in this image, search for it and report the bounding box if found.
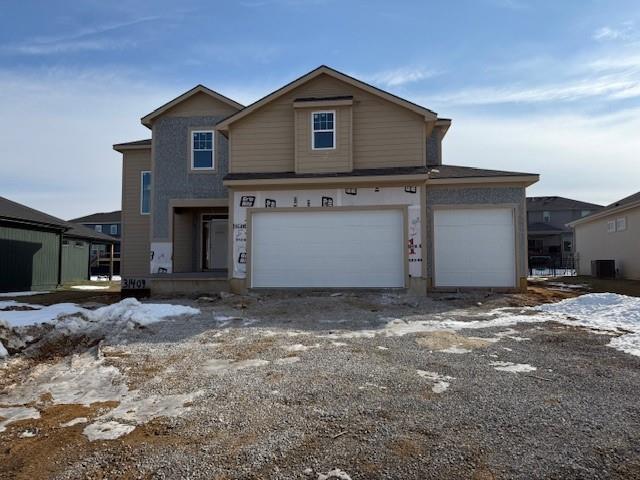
[251,210,405,288]
[434,208,516,288]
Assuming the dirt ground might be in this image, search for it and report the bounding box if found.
[1,285,639,480]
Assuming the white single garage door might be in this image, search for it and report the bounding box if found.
[434,208,516,287]
[251,209,405,288]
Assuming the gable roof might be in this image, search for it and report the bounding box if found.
[0,196,115,243]
[113,139,151,152]
[216,65,439,131]
[69,210,121,224]
[527,196,603,212]
[0,196,69,230]
[141,85,244,128]
[65,223,117,243]
[568,190,640,227]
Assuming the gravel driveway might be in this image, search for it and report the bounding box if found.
[1,289,639,480]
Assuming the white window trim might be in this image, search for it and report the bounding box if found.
[94,225,102,233]
[607,220,616,233]
[616,217,627,232]
[191,130,215,170]
[311,110,336,150]
[140,171,151,215]
[110,224,118,235]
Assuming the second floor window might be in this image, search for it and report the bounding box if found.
[110,225,118,235]
[94,225,102,233]
[141,171,151,215]
[542,211,551,223]
[312,111,335,150]
[192,131,214,169]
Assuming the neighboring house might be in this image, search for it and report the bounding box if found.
[0,196,116,292]
[527,196,603,261]
[69,210,121,275]
[114,65,539,295]
[568,191,640,280]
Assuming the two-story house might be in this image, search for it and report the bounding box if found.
[526,196,602,262]
[115,66,539,295]
[69,210,122,275]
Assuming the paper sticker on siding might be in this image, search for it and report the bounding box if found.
[150,242,172,274]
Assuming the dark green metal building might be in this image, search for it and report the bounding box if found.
[0,197,115,293]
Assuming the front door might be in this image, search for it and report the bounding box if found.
[202,216,228,270]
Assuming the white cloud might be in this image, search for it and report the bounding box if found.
[364,66,440,87]
[444,108,640,205]
[0,69,172,218]
[593,22,636,42]
[432,49,640,105]
[0,16,161,56]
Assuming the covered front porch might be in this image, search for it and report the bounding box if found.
[151,199,231,295]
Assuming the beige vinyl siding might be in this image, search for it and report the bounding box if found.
[229,73,426,173]
[173,209,195,272]
[295,105,352,174]
[162,91,239,119]
[121,149,151,276]
[574,207,640,280]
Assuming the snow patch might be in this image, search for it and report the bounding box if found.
[0,407,40,432]
[71,285,110,290]
[83,421,135,441]
[0,291,48,298]
[275,356,300,365]
[490,361,537,373]
[536,293,640,356]
[61,417,88,427]
[417,370,454,393]
[204,358,270,373]
[317,469,352,480]
[0,341,7,359]
[0,298,199,329]
[439,346,471,354]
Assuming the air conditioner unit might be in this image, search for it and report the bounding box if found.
[590,260,615,279]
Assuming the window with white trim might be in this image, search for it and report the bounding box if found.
[191,130,214,169]
[542,211,551,223]
[616,217,627,231]
[94,225,102,233]
[607,220,616,233]
[110,224,118,235]
[141,171,151,215]
[312,111,335,150]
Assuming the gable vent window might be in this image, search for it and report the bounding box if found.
[312,111,335,150]
[191,131,214,170]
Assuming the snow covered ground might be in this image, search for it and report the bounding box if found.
[0,291,49,298]
[0,298,199,330]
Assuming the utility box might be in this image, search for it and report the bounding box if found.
[591,260,616,279]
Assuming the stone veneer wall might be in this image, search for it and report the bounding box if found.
[152,115,229,240]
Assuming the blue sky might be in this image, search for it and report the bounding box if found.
[1,0,639,218]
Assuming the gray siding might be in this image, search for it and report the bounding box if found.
[425,186,527,280]
[152,115,229,240]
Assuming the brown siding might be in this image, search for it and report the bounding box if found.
[121,149,151,276]
[295,105,352,174]
[163,91,239,119]
[229,73,426,174]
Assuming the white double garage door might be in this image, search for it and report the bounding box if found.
[249,207,516,288]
